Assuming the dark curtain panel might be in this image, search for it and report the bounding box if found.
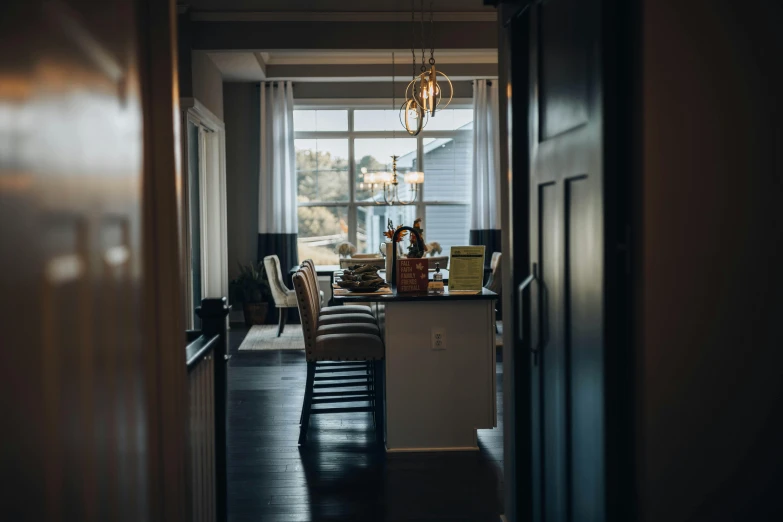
[470,229,502,267]
[258,232,299,278]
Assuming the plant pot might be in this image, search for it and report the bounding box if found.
[243,302,269,326]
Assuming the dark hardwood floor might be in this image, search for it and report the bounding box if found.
[227,324,504,522]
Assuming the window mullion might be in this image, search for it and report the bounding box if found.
[347,109,357,247]
[416,131,425,229]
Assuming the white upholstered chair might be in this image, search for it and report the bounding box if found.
[263,255,297,337]
[426,255,449,269]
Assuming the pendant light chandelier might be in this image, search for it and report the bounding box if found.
[362,52,424,206]
[400,0,453,135]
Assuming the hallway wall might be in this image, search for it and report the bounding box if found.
[638,1,783,520]
[192,51,224,121]
[224,83,259,279]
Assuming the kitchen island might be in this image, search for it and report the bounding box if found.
[334,282,498,452]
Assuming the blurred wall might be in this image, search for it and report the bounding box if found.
[192,51,224,120]
[223,83,259,279]
[638,1,783,520]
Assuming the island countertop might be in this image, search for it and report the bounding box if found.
[332,286,498,303]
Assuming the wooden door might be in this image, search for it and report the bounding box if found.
[524,0,627,521]
[0,1,185,521]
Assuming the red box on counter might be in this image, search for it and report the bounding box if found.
[396,259,428,294]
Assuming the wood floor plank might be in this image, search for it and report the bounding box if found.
[226,324,504,521]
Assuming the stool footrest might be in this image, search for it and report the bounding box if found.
[313,380,371,389]
[312,390,370,398]
[310,406,374,415]
[315,365,370,373]
[314,374,369,382]
[311,396,372,405]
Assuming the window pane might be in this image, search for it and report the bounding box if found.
[354,110,401,131]
[422,130,472,203]
[297,206,348,264]
[354,138,418,202]
[296,139,349,202]
[422,109,474,131]
[357,205,417,255]
[294,110,348,131]
[423,205,471,260]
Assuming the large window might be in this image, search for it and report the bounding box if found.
[295,107,473,264]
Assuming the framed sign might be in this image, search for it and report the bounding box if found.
[448,246,486,292]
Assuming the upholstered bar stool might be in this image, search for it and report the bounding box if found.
[301,259,374,317]
[263,255,297,337]
[293,271,385,445]
[299,264,377,328]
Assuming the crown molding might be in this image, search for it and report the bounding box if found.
[191,11,497,23]
[263,50,498,66]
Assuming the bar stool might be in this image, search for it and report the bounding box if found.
[301,259,374,317]
[293,270,384,445]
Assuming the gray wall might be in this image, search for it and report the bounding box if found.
[223,83,259,279]
[638,1,782,520]
[192,51,224,120]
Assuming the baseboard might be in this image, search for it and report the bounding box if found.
[385,446,480,453]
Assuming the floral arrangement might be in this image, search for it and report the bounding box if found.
[383,218,428,259]
[426,241,442,256]
[335,241,357,257]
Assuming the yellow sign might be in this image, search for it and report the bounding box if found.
[448,246,485,292]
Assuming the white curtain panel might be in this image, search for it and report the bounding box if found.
[470,79,501,231]
[259,81,297,235]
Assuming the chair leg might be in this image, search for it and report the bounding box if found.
[298,361,316,445]
[277,307,287,337]
[373,360,385,445]
[369,362,375,427]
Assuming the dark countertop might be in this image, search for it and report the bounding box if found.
[290,264,491,278]
[333,287,498,303]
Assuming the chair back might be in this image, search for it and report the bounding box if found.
[263,255,291,307]
[485,252,502,294]
[300,263,322,319]
[426,255,449,270]
[300,259,320,306]
[292,271,318,360]
[339,257,385,269]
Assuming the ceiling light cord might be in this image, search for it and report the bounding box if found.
[411,0,417,80]
[420,0,427,73]
[429,0,436,66]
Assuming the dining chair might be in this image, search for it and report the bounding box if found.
[339,257,385,269]
[484,252,502,333]
[263,255,298,337]
[485,252,502,294]
[426,255,449,269]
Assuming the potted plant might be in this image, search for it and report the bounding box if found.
[231,262,272,326]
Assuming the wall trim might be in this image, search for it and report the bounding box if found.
[181,97,225,130]
[293,97,474,107]
[191,11,497,23]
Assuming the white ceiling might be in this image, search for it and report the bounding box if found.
[208,49,498,82]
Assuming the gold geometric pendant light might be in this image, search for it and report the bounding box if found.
[400,0,452,133]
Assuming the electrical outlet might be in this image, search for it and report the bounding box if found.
[431,328,446,350]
